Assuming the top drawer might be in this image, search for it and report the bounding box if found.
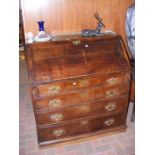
[33,72,129,97]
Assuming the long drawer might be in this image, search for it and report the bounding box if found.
[33,72,129,98]
[33,83,129,110]
[38,113,126,144]
[35,96,128,126]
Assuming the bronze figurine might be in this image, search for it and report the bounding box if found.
[81,12,105,37]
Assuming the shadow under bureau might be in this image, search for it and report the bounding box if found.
[26,34,131,146]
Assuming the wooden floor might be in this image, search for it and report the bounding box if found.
[19,59,135,155]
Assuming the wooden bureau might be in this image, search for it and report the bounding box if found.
[26,33,131,146]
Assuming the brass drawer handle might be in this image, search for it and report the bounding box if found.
[106,77,118,84]
[105,103,116,111]
[80,120,89,125]
[72,40,81,45]
[106,90,115,97]
[53,129,65,137]
[104,118,114,126]
[48,85,60,94]
[49,99,61,108]
[80,105,90,112]
[50,113,63,122]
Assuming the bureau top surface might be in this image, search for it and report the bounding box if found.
[27,34,130,84]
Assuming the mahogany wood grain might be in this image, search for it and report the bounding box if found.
[35,97,128,126]
[38,112,126,145]
[130,79,135,102]
[33,83,129,101]
[39,125,127,147]
[27,35,130,83]
[34,72,128,97]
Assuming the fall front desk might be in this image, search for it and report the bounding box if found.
[26,33,131,146]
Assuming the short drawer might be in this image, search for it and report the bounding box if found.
[35,96,128,126]
[33,89,94,110]
[33,83,129,110]
[33,72,129,98]
[38,113,126,143]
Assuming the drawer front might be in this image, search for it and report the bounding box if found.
[35,96,128,126]
[33,83,129,110]
[34,79,89,97]
[34,89,94,110]
[38,113,126,143]
[94,83,129,99]
[34,72,128,97]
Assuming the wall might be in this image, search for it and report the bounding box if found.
[21,0,134,44]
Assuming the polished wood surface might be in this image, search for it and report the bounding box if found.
[26,34,131,146]
[38,113,126,144]
[34,95,128,111]
[35,97,128,126]
[39,125,127,147]
[34,72,128,97]
[130,79,135,102]
[27,34,130,83]
[21,0,134,43]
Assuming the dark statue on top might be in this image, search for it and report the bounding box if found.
[81,12,105,37]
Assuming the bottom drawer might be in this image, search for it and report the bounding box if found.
[38,113,126,144]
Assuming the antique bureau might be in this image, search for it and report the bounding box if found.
[26,33,131,146]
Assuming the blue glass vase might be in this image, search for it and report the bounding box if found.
[38,21,45,31]
[34,21,52,42]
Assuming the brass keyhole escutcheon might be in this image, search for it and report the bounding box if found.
[72,40,81,45]
[80,120,89,125]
